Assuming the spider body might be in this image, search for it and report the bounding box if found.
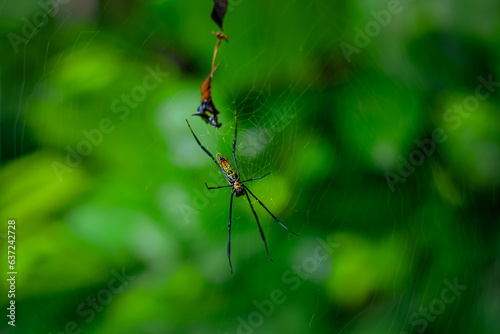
[186,113,298,274]
[216,153,246,197]
[216,153,238,182]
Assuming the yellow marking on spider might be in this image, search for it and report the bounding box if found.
[216,153,238,183]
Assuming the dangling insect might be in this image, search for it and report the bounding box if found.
[192,32,228,129]
[186,112,298,274]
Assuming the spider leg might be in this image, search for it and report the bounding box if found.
[232,111,241,177]
[241,172,271,183]
[186,119,230,183]
[244,185,299,236]
[245,192,273,262]
[228,191,235,274]
[205,183,232,190]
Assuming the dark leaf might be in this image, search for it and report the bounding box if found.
[211,0,228,30]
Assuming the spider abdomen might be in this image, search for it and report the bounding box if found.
[216,153,239,183]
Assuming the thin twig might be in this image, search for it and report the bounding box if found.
[211,32,228,75]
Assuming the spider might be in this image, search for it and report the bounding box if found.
[186,113,298,274]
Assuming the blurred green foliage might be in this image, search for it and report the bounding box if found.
[1,0,499,333]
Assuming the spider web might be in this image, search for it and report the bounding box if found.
[0,0,494,334]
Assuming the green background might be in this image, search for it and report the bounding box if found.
[1,0,499,333]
